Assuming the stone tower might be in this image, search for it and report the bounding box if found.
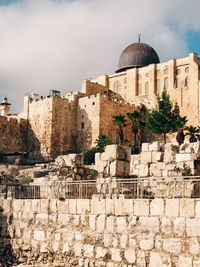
[0,97,11,116]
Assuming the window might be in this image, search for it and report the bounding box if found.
[92,102,95,105]
[185,67,189,73]
[164,77,168,89]
[185,76,189,87]
[113,80,121,93]
[81,122,84,129]
[175,78,179,88]
[82,115,84,119]
[145,82,149,95]
[176,69,181,75]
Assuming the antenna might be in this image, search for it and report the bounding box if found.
[138,33,141,43]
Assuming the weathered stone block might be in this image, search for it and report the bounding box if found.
[141,152,152,164]
[74,241,83,257]
[106,216,115,233]
[139,217,159,233]
[134,199,149,216]
[83,244,94,258]
[139,234,154,250]
[174,218,185,236]
[165,199,179,217]
[96,214,106,233]
[161,217,172,235]
[142,143,149,152]
[138,164,149,177]
[163,238,182,254]
[149,252,171,267]
[111,248,122,262]
[68,199,77,214]
[116,216,127,233]
[57,199,69,213]
[91,196,105,215]
[186,218,200,236]
[40,199,49,213]
[195,200,200,217]
[114,198,123,216]
[124,248,136,264]
[189,237,200,254]
[150,199,164,216]
[180,199,194,217]
[176,153,196,162]
[76,199,90,214]
[105,198,114,215]
[103,233,112,247]
[34,229,45,241]
[194,260,200,267]
[89,214,96,230]
[123,199,134,215]
[96,246,107,258]
[178,256,192,267]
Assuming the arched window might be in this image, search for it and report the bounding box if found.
[164,68,168,75]
[145,82,149,95]
[175,78,179,88]
[176,69,181,75]
[113,81,121,93]
[156,79,160,94]
[164,77,168,90]
[185,67,189,73]
[185,76,189,87]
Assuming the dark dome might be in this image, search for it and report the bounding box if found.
[116,42,160,73]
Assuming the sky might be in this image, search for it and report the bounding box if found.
[0,0,200,112]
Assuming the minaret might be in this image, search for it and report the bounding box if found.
[0,96,11,116]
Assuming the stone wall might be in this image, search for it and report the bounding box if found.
[0,116,27,157]
[1,197,200,266]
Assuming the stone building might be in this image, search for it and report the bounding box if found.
[1,39,200,160]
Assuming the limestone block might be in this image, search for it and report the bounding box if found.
[23,200,32,213]
[40,199,49,213]
[57,199,69,213]
[152,152,163,162]
[117,146,126,160]
[193,142,200,157]
[103,233,113,247]
[131,154,140,162]
[72,214,80,226]
[149,141,161,152]
[189,237,199,254]
[96,246,107,258]
[106,216,115,233]
[174,218,185,236]
[138,164,149,177]
[111,248,122,262]
[149,252,171,267]
[124,248,136,264]
[68,199,77,214]
[34,230,45,241]
[77,199,90,214]
[120,234,128,248]
[161,217,172,235]
[194,260,200,267]
[114,198,123,216]
[149,163,162,177]
[74,241,83,257]
[176,153,196,162]
[150,199,164,216]
[139,234,154,250]
[134,199,149,216]
[36,213,48,222]
[125,148,131,162]
[105,199,115,215]
[140,152,152,164]
[57,214,71,225]
[74,232,84,241]
[83,244,94,258]
[165,199,179,217]
[31,199,40,213]
[195,200,200,217]
[13,200,23,213]
[180,199,194,217]
[142,143,149,152]
[110,160,130,177]
[155,236,163,250]
[62,242,70,253]
[163,238,182,254]
[89,215,96,230]
[96,215,106,233]
[139,217,159,233]
[105,144,118,160]
[2,199,12,214]
[95,152,101,164]
[116,216,127,233]
[130,165,139,176]
[164,143,179,163]
[178,256,192,267]
[123,199,134,215]
[91,197,105,214]
[52,241,59,252]
[186,218,200,236]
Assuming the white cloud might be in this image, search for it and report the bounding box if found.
[0,0,199,111]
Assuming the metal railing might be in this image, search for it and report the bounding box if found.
[2,176,200,199]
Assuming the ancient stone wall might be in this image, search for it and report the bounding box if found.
[1,197,200,266]
[0,116,27,155]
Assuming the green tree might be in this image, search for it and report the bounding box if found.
[185,126,200,143]
[113,114,127,145]
[84,134,113,165]
[147,90,187,143]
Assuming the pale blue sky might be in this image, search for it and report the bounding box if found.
[0,0,200,111]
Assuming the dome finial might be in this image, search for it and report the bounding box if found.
[138,33,141,43]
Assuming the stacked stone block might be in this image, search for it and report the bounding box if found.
[1,198,200,266]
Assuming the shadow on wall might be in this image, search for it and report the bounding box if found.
[0,205,18,267]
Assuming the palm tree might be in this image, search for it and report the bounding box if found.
[113,115,127,145]
[185,125,200,143]
[95,134,113,152]
[127,110,142,152]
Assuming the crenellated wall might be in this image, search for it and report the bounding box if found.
[1,197,200,266]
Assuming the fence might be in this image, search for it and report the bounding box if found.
[1,176,200,199]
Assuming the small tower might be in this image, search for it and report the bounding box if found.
[0,96,11,116]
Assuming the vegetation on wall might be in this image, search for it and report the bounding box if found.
[113,115,127,145]
[83,134,113,165]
